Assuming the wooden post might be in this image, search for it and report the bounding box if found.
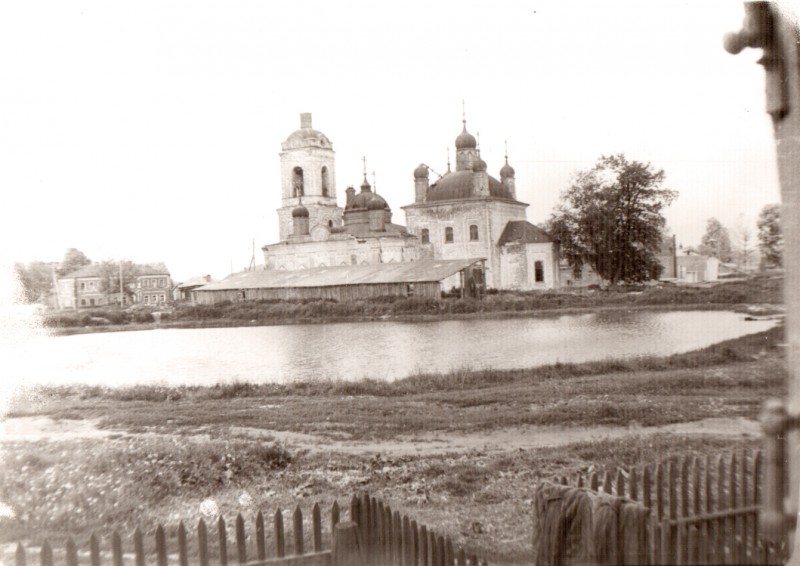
[331,522,366,566]
[236,514,247,564]
[256,511,266,561]
[274,508,285,558]
[198,520,210,566]
[218,516,228,566]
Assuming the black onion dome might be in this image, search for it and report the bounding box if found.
[292,204,309,217]
[455,126,477,150]
[425,171,514,201]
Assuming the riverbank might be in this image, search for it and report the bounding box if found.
[0,325,785,564]
[43,273,784,336]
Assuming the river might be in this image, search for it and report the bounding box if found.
[3,310,777,388]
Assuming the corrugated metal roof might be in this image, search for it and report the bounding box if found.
[195,258,485,291]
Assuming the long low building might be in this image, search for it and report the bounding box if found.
[192,258,485,304]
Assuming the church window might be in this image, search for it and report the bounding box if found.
[321,166,329,196]
[351,254,357,265]
[90,298,95,306]
[445,227,454,243]
[81,299,86,306]
[80,282,85,290]
[469,224,479,241]
[144,296,149,304]
[421,228,429,244]
[292,167,304,197]
[328,220,333,227]
[534,261,545,283]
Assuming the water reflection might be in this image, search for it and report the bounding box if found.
[14,311,777,387]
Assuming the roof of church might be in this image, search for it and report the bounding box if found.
[498,221,554,245]
[196,258,485,290]
[426,170,513,202]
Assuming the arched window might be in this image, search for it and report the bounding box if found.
[321,166,329,196]
[292,167,304,197]
[534,261,545,282]
[445,226,454,243]
[328,219,333,227]
[469,224,479,241]
[421,228,430,244]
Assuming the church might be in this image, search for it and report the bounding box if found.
[261,112,559,291]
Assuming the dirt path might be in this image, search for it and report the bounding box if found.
[0,415,762,455]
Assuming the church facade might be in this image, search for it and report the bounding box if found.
[403,120,559,290]
[263,113,424,270]
[262,113,559,291]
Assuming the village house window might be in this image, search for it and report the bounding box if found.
[469,224,479,241]
[534,261,545,283]
[159,279,165,287]
[81,299,86,306]
[421,228,429,244]
[144,296,149,304]
[445,227,454,243]
[90,298,95,306]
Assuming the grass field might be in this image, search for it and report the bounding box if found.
[0,320,786,564]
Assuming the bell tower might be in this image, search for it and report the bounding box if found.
[277,113,343,241]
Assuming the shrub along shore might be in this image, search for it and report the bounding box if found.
[43,274,783,335]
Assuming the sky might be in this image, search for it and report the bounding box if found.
[0,1,791,286]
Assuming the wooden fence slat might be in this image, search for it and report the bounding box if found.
[457,547,466,566]
[178,522,189,566]
[437,535,446,566]
[331,500,340,531]
[156,524,168,566]
[256,511,266,561]
[678,456,689,565]
[400,515,409,566]
[642,466,651,508]
[134,526,146,566]
[293,505,304,556]
[368,497,378,563]
[690,457,701,566]
[755,451,765,565]
[590,472,598,492]
[361,493,371,556]
[430,531,440,566]
[274,508,285,558]
[39,540,52,566]
[603,471,613,494]
[702,455,711,566]
[376,500,385,564]
[393,511,402,566]
[218,516,228,566]
[235,513,247,564]
[577,474,584,488]
[350,495,360,528]
[663,460,677,566]
[654,463,664,563]
[629,468,638,501]
[716,455,726,565]
[15,543,25,566]
[411,520,420,566]
[313,502,323,553]
[444,536,454,566]
[741,451,751,564]
[729,453,739,566]
[90,533,100,566]
[66,537,78,566]
[384,505,393,564]
[616,469,625,498]
[419,525,428,566]
[113,530,124,566]
[198,519,210,566]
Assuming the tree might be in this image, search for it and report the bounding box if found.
[548,154,677,285]
[757,203,783,267]
[58,248,91,276]
[96,259,139,304]
[699,217,732,262]
[733,215,756,271]
[14,261,56,303]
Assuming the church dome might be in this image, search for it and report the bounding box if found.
[346,187,390,211]
[414,163,429,179]
[426,170,514,202]
[367,197,386,210]
[473,158,487,172]
[292,204,309,217]
[283,114,332,149]
[455,126,477,150]
[500,161,515,178]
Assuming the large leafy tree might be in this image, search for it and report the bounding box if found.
[14,261,56,303]
[757,203,783,267]
[700,217,732,262]
[58,248,91,276]
[548,154,677,285]
[96,259,139,302]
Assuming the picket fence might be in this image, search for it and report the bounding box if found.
[554,448,789,565]
[13,493,489,566]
